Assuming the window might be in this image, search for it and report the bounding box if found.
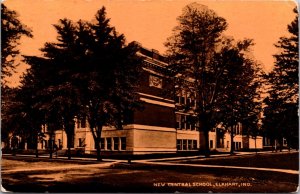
[175,96,180,104]
[58,139,62,149]
[178,115,196,130]
[192,140,197,150]
[188,140,193,150]
[177,140,182,150]
[78,138,85,147]
[227,141,229,148]
[191,123,195,130]
[121,137,126,150]
[178,139,197,150]
[186,115,194,130]
[77,117,86,128]
[180,96,185,105]
[107,138,112,150]
[210,140,214,149]
[235,142,240,150]
[191,99,195,108]
[182,140,187,150]
[186,117,191,130]
[176,114,181,129]
[113,137,119,151]
[181,115,186,130]
[100,138,105,149]
[80,118,86,128]
[186,98,191,107]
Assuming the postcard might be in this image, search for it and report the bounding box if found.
[1,0,299,193]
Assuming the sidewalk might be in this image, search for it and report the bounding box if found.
[2,151,298,175]
[3,149,298,163]
[2,153,125,162]
[140,149,299,162]
[136,160,299,175]
[2,161,120,173]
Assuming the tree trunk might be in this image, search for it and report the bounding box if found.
[95,126,103,161]
[12,138,16,156]
[35,147,39,158]
[255,137,257,154]
[66,132,72,160]
[65,121,75,160]
[279,138,282,152]
[49,139,53,159]
[287,136,291,152]
[230,126,234,155]
[203,129,210,157]
[95,139,102,161]
[199,113,210,157]
[35,134,39,158]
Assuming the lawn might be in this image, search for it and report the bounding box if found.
[1,152,299,193]
[175,152,299,170]
[1,156,99,171]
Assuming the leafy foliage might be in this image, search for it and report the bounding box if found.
[165,3,261,155]
[270,7,299,102]
[74,7,143,160]
[22,7,142,160]
[263,7,299,150]
[23,20,81,159]
[1,4,32,83]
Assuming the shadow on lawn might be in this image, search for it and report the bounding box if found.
[2,162,299,193]
[183,152,299,170]
[113,162,299,183]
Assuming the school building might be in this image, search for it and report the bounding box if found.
[5,46,263,155]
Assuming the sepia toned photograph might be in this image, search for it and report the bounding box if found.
[1,0,299,193]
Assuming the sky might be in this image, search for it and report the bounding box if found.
[3,0,297,87]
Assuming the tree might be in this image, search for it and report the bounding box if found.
[23,7,142,161]
[215,39,263,154]
[1,86,45,156]
[263,7,299,150]
[1,4,33,152]
[271,7,298,102]
[1,4,32,84]
[23,19,82,159]
[165,3,258,156]
[1,87,19,149]
[165,3,227,157]
[19,56,60,158]
[75,7,143,161]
